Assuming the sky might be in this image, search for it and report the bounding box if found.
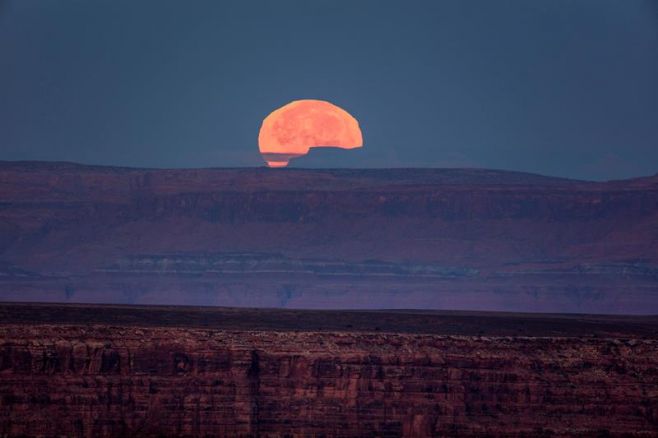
[1,0,657,180]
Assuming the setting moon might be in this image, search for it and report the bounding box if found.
[258,99,363,167]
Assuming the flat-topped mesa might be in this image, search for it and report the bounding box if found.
[261,145,365,168]
[0,161,657,312]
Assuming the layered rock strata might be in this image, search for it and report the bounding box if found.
[1,162,658,312]
[1,305,657,437]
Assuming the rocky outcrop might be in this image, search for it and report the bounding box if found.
[1,320,658,437]
[1,161,657,312]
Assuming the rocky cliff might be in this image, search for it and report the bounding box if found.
[1,161,657,312]
[1,304,657,437]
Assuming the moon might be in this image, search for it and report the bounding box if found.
[258,99,363,167]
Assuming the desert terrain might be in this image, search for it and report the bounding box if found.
[1,303,657,437]
[1,161,657,313]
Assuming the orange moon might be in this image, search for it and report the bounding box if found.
[258,99,363,167]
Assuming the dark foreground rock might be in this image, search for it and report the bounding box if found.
[0,304,657,437]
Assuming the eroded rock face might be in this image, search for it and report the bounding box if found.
[1,324,657,437]
[1,162,658,312]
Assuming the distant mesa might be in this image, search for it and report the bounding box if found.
[258,99,363,167]
[289,146,369,168]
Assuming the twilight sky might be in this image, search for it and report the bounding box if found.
[1,0,657,180]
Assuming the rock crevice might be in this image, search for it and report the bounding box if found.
[1,324,657,437]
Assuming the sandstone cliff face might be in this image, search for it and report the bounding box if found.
[1,162,657,312]
[1,323,658,437]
